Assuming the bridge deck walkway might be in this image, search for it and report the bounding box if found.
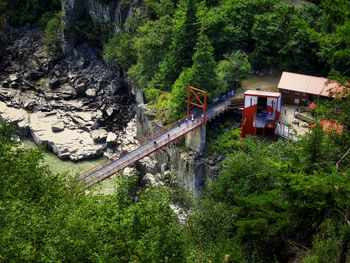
[82,95,243,187]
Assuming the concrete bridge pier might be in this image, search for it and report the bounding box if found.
[185,124,206,156]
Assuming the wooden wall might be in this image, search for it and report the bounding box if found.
[279,89,309,106]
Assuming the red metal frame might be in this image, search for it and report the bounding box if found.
[187,86,207,125]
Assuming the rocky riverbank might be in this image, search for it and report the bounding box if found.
[0,28,135,161]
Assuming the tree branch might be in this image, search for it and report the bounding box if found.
[336,147,350,170]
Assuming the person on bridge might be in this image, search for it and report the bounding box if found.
[168,134,170,140]
[191,115,194,122]
[154,141,157,147]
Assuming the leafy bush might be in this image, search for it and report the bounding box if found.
[104,33,136,69]
[149,92,171,121]
[217,128,241,154]
[216,50,251,93]
[303,218,342,263]
[38,11,55,29]
[44,12,62,52]
[2,0,61,26]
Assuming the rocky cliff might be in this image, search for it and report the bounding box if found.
[61,0,140,54]
[0,28,135,161]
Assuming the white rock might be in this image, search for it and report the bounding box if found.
[106,107,114,117]
[170,204,187,223]
[90,128,108,142]
[29,111,106,160]
[9,74,18,82]
[106,132,118,146]
[85,88,96,98]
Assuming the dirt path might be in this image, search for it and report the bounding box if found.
[235,74,281,98]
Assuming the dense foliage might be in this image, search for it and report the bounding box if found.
[0,122,185,262]
[2,89,350,261]
[104,0,350,121]
[185,75,350,261]
[44,12,62,52]
[2,0,350,261]
[0,0,61,26]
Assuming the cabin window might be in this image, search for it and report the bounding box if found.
[271,100,275,110]
[303,93,306,96]
[296,92,300,95]
[294,98,300,104]
[284,89,289,93]
[250,98,252,106]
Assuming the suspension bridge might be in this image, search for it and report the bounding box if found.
[81,86,243,188]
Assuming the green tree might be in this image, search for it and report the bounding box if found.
[169,67,195,120]
[0,121,186,262]
[309,0,350,75]
[127,15,173,97]
[104,33,137,70]
[2,0,60,26]
[216,50,251,94]
[190,33,217,98]
[250,3,294,69]
[144,0,176,20]
[169,32,217,120]
[153,0,200,91]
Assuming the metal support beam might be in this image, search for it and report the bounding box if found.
[187,86,207,125]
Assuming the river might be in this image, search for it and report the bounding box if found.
[23,140,116,194]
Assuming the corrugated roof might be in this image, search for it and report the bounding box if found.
[278,72,342,97]
[244,90,281,97]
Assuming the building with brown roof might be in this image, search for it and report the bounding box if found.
[277,72,341,106]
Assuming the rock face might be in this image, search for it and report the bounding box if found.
[0,28,135,161]
[61,0,138,54]
[0,36,7,68]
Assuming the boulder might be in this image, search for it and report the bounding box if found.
[51,120,65,132]
[75,82,86,94]
[106,132,118,146]
[24,70,43,81]
[9,74,18,82]
[103,147,115,159]
[107,79,121,95]
[106,106,114,117]
[90,128,108,142]
[29,112,106,161]
[85,88,96,98]
[59,83,77,99]
[49,77,61,89]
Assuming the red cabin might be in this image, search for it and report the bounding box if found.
[240,90,281,139]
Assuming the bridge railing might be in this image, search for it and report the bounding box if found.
[80,115,189,180]
[81,91,240,182]
[84,119,203,187]
[275,123,295,141]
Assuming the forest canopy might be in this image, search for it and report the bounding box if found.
[103,0,350,121]
[1,0,350,262]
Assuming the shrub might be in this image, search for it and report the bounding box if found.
[44,12,62,53]
[38,11,55,29]
[217,128,241,154]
